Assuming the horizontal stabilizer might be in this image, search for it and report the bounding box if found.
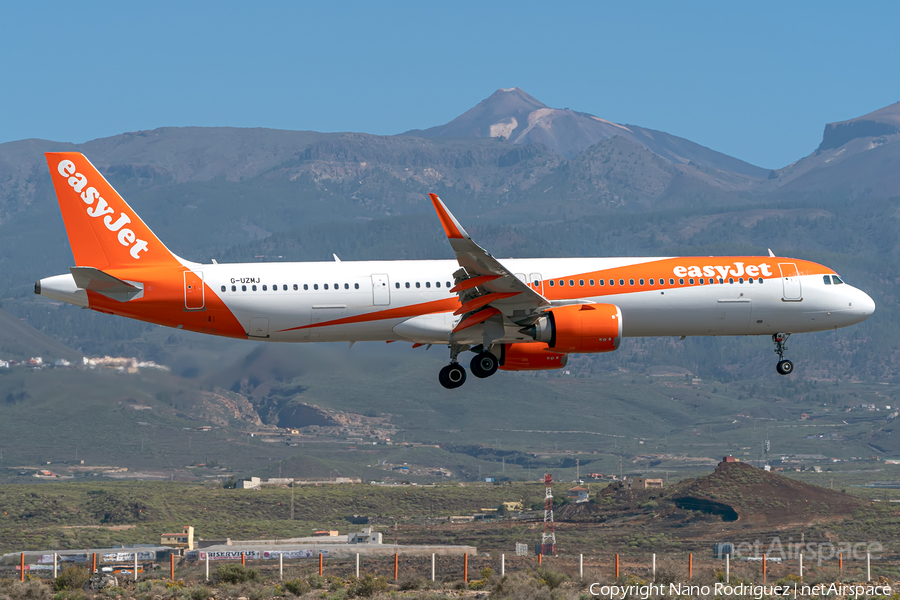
[70,267,143,302]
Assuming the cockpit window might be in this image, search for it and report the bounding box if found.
[832,275,844,285]
[823,275,832,285]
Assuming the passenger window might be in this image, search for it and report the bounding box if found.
[569,279,575,286]
[334,283,339,289]
[728,278,734,284]
[609,280,614,286]
[748,278,754,284]
[689,279,694,285]
[699,278,704,285]
[619,279,625,286]
[679,278,684,285]
[355,283,359,289]
[406,282,410,288]
[589,279,595,286]
[739,277,744,284]
[231,285,236,292]
[395,282,400,288]
[283,285,287,291]
[639,279,644,285]
[649,279,654,285]
[549,280,555,287]
[242,285,247,291]
[302,284,307,290]
[252,285,257,291]
[759,278,764,284]
[344,283,349,289]
[262,285,267,291]
[446,282,451,288]
[599,279,604,286]
[832,275,844,284]
[436,282,441,288]
[416,282,421,288]
[426,282,431,288]
[579,279,584,286]
[221,285,226,292]
[324,284,329,290]
[559,280,565,286]
[294,284,299,290]
[314,284,319,290]
[669,279,675,285]
[629,279,634,286]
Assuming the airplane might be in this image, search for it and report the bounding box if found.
[36,152,875,389]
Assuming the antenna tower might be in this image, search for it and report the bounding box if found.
[541,473,557,555]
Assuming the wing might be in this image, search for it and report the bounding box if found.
[429,194,550,330]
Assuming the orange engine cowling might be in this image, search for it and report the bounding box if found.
[498,343,568,371]
[526,303,622,353]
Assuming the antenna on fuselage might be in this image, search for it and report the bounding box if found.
[768,249,776,257]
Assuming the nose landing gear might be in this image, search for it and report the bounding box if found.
[773,333,793,375]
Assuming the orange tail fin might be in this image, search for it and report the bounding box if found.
[45,152,182,269]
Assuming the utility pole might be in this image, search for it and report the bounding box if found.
[619,456,623,479]
[576,459,580,482]
[290,482,294,520]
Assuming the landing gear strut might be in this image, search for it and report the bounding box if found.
[773,333,793,375]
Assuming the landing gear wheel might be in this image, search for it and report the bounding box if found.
[776,360,794,375]
[439,363,467,389]
[470,352,499,379]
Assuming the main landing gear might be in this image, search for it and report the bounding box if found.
[439,345,499,389]
[773,332,793,375]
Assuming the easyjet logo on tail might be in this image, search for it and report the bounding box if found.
[57,160,149,259]
[673,262,773,279]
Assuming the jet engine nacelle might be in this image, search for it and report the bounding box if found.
[525,303,622,353]
[498,342,568,371]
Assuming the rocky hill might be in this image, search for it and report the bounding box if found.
[407,87,768,181]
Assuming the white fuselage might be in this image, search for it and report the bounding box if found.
[170,257,874,344]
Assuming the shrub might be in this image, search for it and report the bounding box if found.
[306,574,325,589]
[52,592,87,600]
[535,567,568,589]
[186,586,211,600]
[282,579,310,596]
[54,567,90,592]
[350,573,388,598]
[213,564,260,584]
[0,578,52,600]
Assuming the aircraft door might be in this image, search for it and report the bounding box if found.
[779,263,802,301]
[528,273,544,296]
[184,270,205,310]
[371,273,390,306]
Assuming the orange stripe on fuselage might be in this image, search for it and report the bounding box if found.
[86,266,246,338]
[276,297,461,332]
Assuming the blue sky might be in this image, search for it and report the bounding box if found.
[2,1,898,169]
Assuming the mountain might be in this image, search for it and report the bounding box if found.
[0,306,82,362]
[406,87,769,181]
[766,101,900,197]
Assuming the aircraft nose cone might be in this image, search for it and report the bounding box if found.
[859,291,876,319]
